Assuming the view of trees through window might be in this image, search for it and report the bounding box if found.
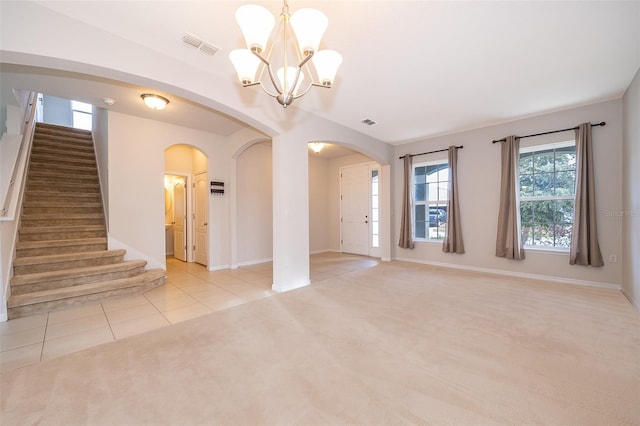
[414,163,448,240]
[519,144,576,248]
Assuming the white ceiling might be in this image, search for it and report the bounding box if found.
[4,1,640,146]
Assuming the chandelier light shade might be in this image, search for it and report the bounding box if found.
[229,0,342,108]
[141,94,169,110]
[235,5,275,53]
[289,8,327,55]
[229,49,261,84]
[312,50,342,86]
[277,67,305,96]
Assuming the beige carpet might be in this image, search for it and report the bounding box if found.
[1,261,639,425]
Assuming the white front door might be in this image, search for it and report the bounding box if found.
[173,181,187,261]
[194,172,208,266]
[341,164,370,256]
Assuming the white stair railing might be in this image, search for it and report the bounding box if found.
[0,91,38,220]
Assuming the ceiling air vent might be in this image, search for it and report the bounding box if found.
[361,118,377,126]
[182,33,202,48]
[199,42,218,56]
[182,33,219,57]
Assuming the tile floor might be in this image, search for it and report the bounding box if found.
[1,252,378,373]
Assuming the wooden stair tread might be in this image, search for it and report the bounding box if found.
[13,249,126,266]
[16,237,108,250]
[11,260,147,285]
[19,225,105,233]
[22,201,103,207]
[8,269,167,308]
[24,191,101,199]
[20,213,104,220]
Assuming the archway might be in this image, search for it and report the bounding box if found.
[164,144,209,266]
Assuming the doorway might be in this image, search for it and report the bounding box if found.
[164,145,209,267]
[340,163,381,257]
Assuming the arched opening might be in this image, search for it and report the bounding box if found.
[309,143,382,258]
[235,141,273,266]
[164,144,209,266]
[307,142,386,280]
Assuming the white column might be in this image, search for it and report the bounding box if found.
[272,133,310,292]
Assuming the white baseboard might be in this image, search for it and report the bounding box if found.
[272,279,310,293]
[235,257,273,268]
[0,312,7,322]
[210,264,230,271]
[394,257,621,291]
[621,289,640,311]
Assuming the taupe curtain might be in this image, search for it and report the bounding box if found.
[496,136,525,260]
[443,146,464,253]
[570,123,604,266]
[398,155,414,249]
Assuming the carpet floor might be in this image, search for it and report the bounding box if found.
[1,261,639,425]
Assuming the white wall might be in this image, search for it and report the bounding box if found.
[622,68,640,308]
[42,95,72,127]
[393,99,623,288]
[236,142,273,265]
[107,111,229,270]
[92,106,109,226]
[309,154,330,253]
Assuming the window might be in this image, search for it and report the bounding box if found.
[413,161,448,241]
[371,170,379,248]
[71,100,92,131]
[519,142,576,249]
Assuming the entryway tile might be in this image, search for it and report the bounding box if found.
[0,342,42,373]
[47,303,104,325]
[45,313,110,341]
[104,302,161,325]
[109,312,170,340]
[41,326,114,360]
[161,303,212,324]
[0,327,46,352]
[0,313,47,336]
[101,294,150,312]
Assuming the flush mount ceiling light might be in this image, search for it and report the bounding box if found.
[141,94,169,111]
[309,142,324,154]
[229,0,342,108]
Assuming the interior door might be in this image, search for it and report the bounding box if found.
[173,181,187,261]
[194,172,208,266]
[341,164,370,256]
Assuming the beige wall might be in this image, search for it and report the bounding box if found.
[234,146,376,262]
[622,68,640,308]
[165,145,195,173]
[393,99,624,287]
[309,154,330,253]
[107,111,228,270]
[236,142,273,265]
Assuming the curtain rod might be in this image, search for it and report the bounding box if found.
[398,145,463,160]
[492,121,606,144]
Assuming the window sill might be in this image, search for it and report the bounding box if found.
[524,246,569,256]
[414,239,444,245]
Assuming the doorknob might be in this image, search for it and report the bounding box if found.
[204,223,208,226]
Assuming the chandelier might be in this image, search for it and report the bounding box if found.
[229,1,342,108]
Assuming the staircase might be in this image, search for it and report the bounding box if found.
[7,123,166,319]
